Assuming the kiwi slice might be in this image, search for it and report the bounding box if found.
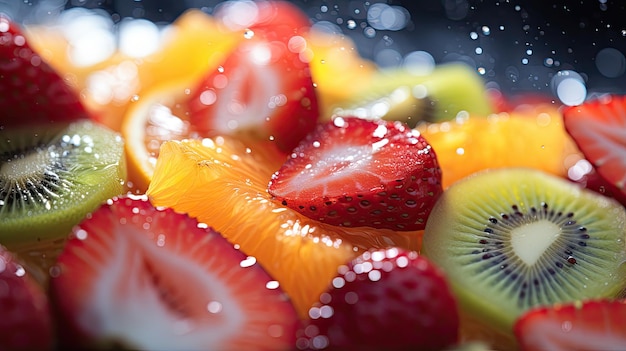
[326,63,494,127]
[0,120,126,271]
[421,168,626,348]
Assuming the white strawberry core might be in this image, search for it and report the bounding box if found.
[510,220,560,266]
[286,143,379,197]
[205,44,281,133]
[84,228,244,350]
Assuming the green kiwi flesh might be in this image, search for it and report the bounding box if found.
[0,120,126,265]
[327,63,494,127]
[421,168,626,346]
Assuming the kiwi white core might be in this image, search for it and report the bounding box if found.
[0,151,49,180]
[511,220,561,266]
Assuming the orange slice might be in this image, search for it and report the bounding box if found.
[146,136,421,318]
[417,103,582,188]
[121,78,197,193]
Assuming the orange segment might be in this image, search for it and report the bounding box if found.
[417,104,582,188]
[26,10,241,131]
[146,136,421,318]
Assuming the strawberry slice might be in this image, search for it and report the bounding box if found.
[514,299,626,351]
[0,245,53,351]
[188,1,318,153]
[297,248,459,351]
[50,196,299,351]
[562,95,626,204]
[267,117,443,231]
[0,16,88,128]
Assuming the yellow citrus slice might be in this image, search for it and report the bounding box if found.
[417,103,582,188]
[146,136,421,318]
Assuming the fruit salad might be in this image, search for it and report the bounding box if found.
[1,1,626,350]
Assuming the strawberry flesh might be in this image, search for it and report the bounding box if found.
[563,94,626,205]
[189,1,318,153]
[0,245,53,351]
[50,196,299,351]
[514,299,626,351]
[296,248,459,351]
[268,117,443,231]
[0,16,88,128]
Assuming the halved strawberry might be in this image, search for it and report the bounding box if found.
[514,299,626,351]
[50,196,299,351]
[0,16,88,128]
[562,94,626,204]
[267,117,443,231]
[297,248,459,351]
[188,1,318,153]
[0,245,53,351]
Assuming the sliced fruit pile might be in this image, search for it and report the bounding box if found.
[2,1,626,351]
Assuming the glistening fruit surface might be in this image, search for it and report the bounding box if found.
[147,136,422,318]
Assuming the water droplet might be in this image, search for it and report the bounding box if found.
[207,301,223,314]
[470,31,478,40]
[526,49,533,55]
[243,29,254,39]
[477,67,486,75]
[551,70,587,106]
[595,47,626,78]
[266,280,280,289]
[240,256,256,268]
[521,58,529,65]
[130,94,139,102]
[475,47,483,55]
[347,19,357,29]
[481,25,491,35]
[561,320,573,332]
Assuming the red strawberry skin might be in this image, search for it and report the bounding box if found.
[189,1,318,153]
[562,94,626,205]
[268,117,443,231]
[0,16,88,128]
[296,248,459,351]
[514,299,626,351]
[0,245,53,351]
[50,196,299,351]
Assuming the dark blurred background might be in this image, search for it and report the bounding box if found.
[4,0,626,97]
